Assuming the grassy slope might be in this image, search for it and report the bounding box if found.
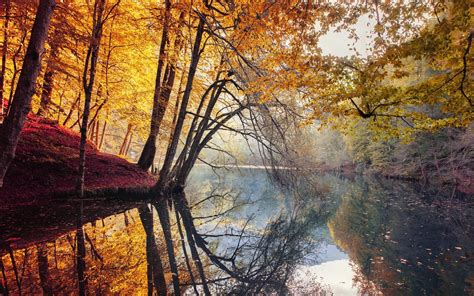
[0,114,155,205]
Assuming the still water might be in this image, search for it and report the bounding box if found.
[0,167,473,295]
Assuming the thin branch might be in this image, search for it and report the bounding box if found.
[460,31,473,106]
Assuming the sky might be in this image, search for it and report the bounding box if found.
[319,14,374,57]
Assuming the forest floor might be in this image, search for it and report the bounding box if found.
[0,114,155,207]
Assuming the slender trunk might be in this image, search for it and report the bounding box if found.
[175,76,226,185]
[37,243,53,296]
[0,0,11,122]
[99,114,107,150]
[155,18,205,192]
[87,83,103,129]
[162,55,187,177]
[77,0,106,197]
[124,131,133,156]
[37,42,58,117]
[119,123,132,155]
[87,119,95,139]
[179,103,247,185]
[62,93,80,126]
[174,194,211,295]
[167,60,186,150]
[0,238,21,296]
[95,118,100,145]
[76,201,86,296]
[0,257,8,295]
[138,0,172,170]
[7,16,28,117]
[0,0,56,187]
[155,199,180,295]
[174,206,199,295]
[56,78,68,121]
[87,32,112,134]
[138,205,167,296]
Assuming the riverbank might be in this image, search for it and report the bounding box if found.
[0,114,155,207]
[291,162,472,194]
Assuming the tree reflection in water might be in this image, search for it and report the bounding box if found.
[0,171,472,295]
[0,173,327,295]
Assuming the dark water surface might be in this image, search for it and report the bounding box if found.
[0,167,473,295]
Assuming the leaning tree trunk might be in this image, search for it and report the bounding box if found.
[137,0,172,171]
[77,0,107,197]
[0,0,56,187]
[155,18,205,192]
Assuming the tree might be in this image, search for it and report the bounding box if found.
[305,1,473,137]
[137,0,172,171]
[77,0,121,197]
[36,29,59,117]
[0,0,56,187]
[155,16,205,192]
[151,0,330,192]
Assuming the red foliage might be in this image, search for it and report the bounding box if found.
[0,114,155,205]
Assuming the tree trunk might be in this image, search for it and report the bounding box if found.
[87,119,96,140]
[167,60,187,150]
[7,13,29,117]
[174,206,199,295]
[95,118,100,146]
[138,205,167,296]
[155,18,205,192]
[174,193,211,295]
[99,115,107,150]
[0,257,8,295]
[77,0,107,197]
[125,136,132,157]
[62,92,80,126]
[155,198,180,295]
[137,0,172,170]
[0,0,56,187]
[176,78,226,185]
[124,131,133,156]
[37,243,53,296]
[37,42,58,117]
[76,201,87,296]
[119,123,132,155]
[0,0,10,122]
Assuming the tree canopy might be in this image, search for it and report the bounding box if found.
[0,0,472,188]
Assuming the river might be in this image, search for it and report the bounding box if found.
[0,167,472,295]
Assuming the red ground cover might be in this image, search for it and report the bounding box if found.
[0,114,155,205]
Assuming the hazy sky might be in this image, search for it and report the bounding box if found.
[319,14,374,57]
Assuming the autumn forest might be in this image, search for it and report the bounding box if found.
[0,0,472,295]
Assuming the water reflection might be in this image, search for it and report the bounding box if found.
[329,177,474,295]
[0,168,472,295]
